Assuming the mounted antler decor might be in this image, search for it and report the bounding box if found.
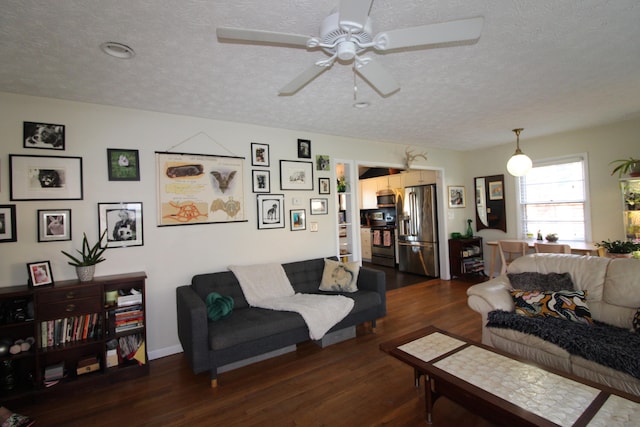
[404,147,428,169]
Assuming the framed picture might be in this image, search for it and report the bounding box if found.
[318,177,331,194]
[257,194,285,229]
[252,170,270,193]
[9,154,83,201]
[280,160,313,191]
[156,152,246,226]
[27,260,54,287]
[297,139,311,159]
[98,202,143,248]
[338,211,346,224]
[0,205,17,243]
[290,209,306,231]
[310,198,328,215]
[489,181,504,200]
[107,148,140,181]
[316,155,330,171]
[38,209,71,242]
[251,143,269,167]
[23,121,65,150]
[448,186,466,208]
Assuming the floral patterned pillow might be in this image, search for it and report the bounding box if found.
[510,289,593,325]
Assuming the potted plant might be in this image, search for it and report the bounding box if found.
[61,230,107,282]
[609,158,640,178]
[337,176,347,193]
[595,239,640,258]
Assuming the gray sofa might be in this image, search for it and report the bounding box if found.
[176,257,386,386]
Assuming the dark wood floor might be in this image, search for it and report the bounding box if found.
[10,273,494,427]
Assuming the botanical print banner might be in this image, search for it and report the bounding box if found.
[155,152,246,226]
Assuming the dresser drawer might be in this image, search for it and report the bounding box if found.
[37,286,100,305]
[37,298,102,320]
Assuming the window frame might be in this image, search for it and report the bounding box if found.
[515,153,592,242]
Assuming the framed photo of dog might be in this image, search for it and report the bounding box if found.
[257,194,284,229]
[23,121,65,150]
[98,202,143,248]
[9,154,83,201]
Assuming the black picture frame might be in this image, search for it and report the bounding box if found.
[107,148,140,181]
[38,209,72,242]
[318,177,331,194]
[252,170,270,193]
[297,139,311,159]
[251,143,270,167]
[310,198,328,215]
[9,154,83,201]
[0,205,17,243]
[98,202,144,248]
[290,209,306,231]
[27,260,54,287]
[23,121,65,150]
[280,160,314,191]
[257,194,284,229]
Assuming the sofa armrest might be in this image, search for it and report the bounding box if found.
[176,285,211,374]
[357,267,387,317]
[466,278,514,315]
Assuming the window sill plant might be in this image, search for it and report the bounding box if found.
[595,239,640,258]
[61,230,107,282]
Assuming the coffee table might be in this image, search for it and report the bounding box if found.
[380,325,640,426]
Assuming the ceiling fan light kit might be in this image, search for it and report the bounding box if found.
[506,128,533,177]
[216,0,484,98]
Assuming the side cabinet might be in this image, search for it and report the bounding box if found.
[448,237,485,279]
[0,271,148,404]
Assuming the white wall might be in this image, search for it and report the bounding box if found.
[461,118,640,260]
[0,92,467,358]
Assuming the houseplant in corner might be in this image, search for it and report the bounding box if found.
[595,239,640,259]
[610,158,640,178]
[61,230,107,282]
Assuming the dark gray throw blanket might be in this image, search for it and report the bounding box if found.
[487,310,640,379]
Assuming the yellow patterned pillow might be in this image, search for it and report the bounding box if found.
[510,290,593,325]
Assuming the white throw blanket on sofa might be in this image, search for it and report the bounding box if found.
[229,263,354,340]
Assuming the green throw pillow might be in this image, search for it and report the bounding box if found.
[206,292,234,321]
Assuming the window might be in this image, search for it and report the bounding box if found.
[517,155,590,241]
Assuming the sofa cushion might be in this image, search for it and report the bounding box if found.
[507,254,609,302]
[192,271,249,309]
[209,308,306,350]
[319,258,359,293]
[283,258,325,294]
[603,258,640,308]
[507,272,574,292]
[229,263,294,305]
[510,290,593,324]
[487,310,640,380]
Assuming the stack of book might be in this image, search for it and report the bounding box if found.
[114,288,144,333]
[43,361,64,386]
[39,313,101,348]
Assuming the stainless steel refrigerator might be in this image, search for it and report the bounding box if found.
[398,184,439,276]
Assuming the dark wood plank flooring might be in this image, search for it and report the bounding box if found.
[10,274,494,426]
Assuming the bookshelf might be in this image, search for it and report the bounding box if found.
[0,271,148,403]
[448,237,485,279]
[336,160,360,263]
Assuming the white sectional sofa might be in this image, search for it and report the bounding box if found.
[467,253,640,397]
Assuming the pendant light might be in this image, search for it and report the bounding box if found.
[506,128,532,176]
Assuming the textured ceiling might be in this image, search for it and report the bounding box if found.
[1,0,640,150]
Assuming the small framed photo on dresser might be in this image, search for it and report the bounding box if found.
[27,260,54,287]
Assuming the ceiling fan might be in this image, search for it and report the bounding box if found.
[216,0,484,97]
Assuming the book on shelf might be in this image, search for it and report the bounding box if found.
[39,313,102,348]
[117,288,143,307]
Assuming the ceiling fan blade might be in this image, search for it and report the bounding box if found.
[279,64,330,95]
[374,16,484,51]
[338,0,373,32]
[217,27,311,47]
[355,58,400,96]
